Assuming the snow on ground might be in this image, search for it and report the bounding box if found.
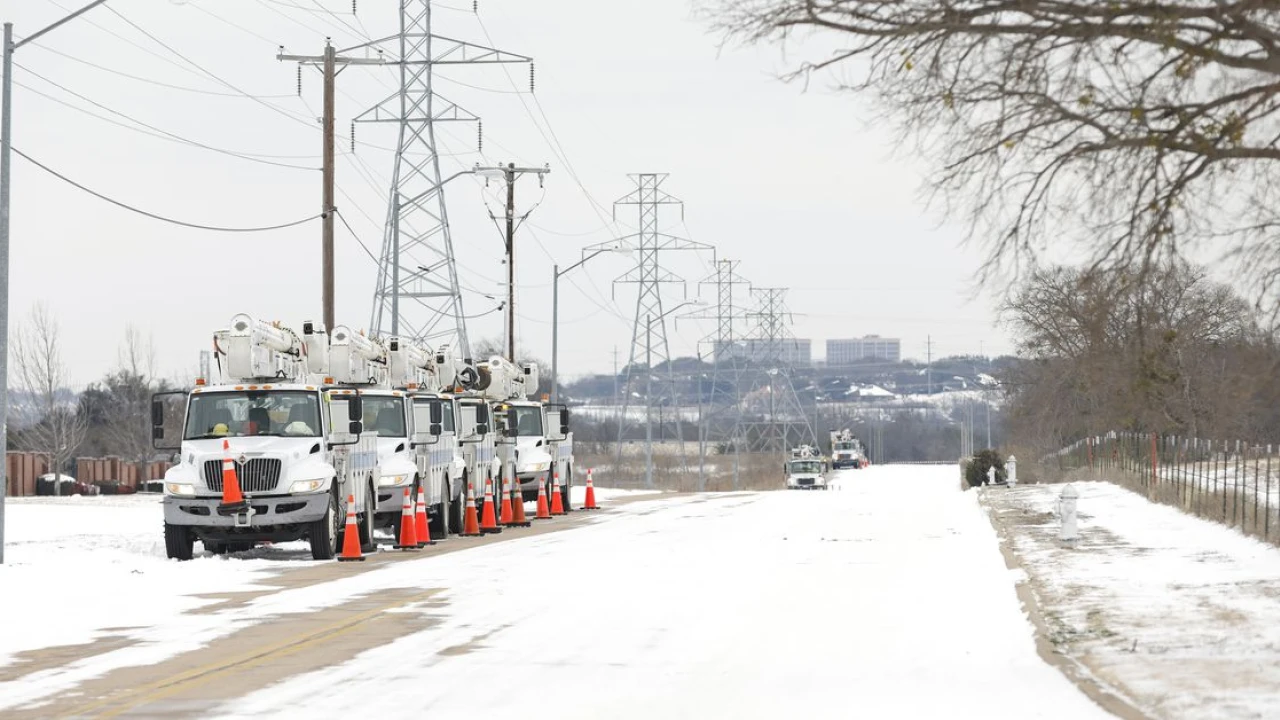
[210,466,1109,719]
[985,481,1280,719]
[0,485,643,710]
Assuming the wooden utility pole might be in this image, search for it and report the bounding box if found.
[278,40,384,333]
[475,162,549,362]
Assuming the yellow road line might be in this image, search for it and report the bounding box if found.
[62,589,438,720]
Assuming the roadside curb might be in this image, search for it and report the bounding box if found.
[976,487,1152,720]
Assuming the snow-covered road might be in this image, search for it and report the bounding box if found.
[1,466,1113,718]
[213,466,1110,719]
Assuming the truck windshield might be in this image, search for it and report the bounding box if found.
[789,461,823,475]
[362,396,407,438]
[511,406,543,437]
[184,391,321,439]
[835,442,855,451]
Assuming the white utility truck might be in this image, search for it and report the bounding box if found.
[467,357,573,508]
[152,314,380,561]
[785,445,829,490]
[388,336,467,536]
[830,429,866,469]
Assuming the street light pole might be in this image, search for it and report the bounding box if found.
[0,0,111,566]
[549,246,623,405]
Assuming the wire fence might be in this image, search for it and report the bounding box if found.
[1048,431,1280,546]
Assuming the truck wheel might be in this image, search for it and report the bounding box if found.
[359,479,377,552]
[309,490,340,560]
[165,522,194,561]
[561,464,573,513]
[448,478,464,534]
[431,480,450,539]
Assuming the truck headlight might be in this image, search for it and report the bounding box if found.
[378,474,409,487]
[165,482,195,497]
[289,479,327,494]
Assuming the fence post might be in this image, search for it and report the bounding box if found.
[1254,445,1261,537]
[1221,440,1228,523]
[1267,446,1272,542]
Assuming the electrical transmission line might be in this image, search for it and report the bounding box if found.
[586,174,712,477]
[346,0,530,359]
[734,287,817,454]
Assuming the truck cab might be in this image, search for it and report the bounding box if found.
[785,457,829,490]
[455,395,500,509]
[409,392,467,534]
[498,400,573,507]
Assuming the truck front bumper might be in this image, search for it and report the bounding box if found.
[164,493,329,528]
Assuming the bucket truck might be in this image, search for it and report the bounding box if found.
[385,336,466,536]
[151,314,381,561]
[829,429,866,469]
[785,444,829,490]
[469,356,573,509]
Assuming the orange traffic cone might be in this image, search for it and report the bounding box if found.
[509,470,531,527]
[499,471,514,526]
[337,494,365,562]
[479,476,502,534]
[550,471,566,516]
[217,439,248,514]
[415,487,435,547]
[461,481,482,537]
[394,488,419,550]
[581,468,599,510]
[534,473,552,519]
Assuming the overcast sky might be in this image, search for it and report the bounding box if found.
[5,0,1011,387]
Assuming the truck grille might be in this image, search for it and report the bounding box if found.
[203,459,282,493]
[797,478,814,486]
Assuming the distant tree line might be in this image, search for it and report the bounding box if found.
[1000,262,1280,451]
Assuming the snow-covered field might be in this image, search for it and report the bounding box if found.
[986,481,1280,719]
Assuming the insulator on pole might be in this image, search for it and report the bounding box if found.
[350,121,356,153]
[296,65,302,96]
[473,0,479,13]
[529,62,535,93]
[478,120,483,153]
[352,0,357,15]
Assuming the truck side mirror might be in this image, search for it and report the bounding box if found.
[507,407,519,434]
[347,394,363,422]
[429,400,443,424]
[349,420,363,435]
[559,408,570,436]
[475,404,490,436]
[151,398,165,427]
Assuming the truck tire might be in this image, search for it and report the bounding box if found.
[165,522,194,561]
[309,489,340,560]
[447,478,464,534]
[561,463,573,513]
[431,479,450,539]
[359,479,377,553]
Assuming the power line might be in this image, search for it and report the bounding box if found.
[104,6,322,133]
[14,148,322,233]
[28,42,296,98]
[16,66,319,170]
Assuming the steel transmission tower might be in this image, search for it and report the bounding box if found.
[353,1,529,358]
[586,174,711,471]
[734,288,817,454]
[686,259,751,489]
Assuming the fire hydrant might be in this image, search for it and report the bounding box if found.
[987,465,997,486]
[1059,484,1079,544]
[1007,456,1017,487]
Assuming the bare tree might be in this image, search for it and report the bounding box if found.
[1000,262,1270,445]
[707,1,1280,301]
[12,304,87,495]
[101,326,163,484]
